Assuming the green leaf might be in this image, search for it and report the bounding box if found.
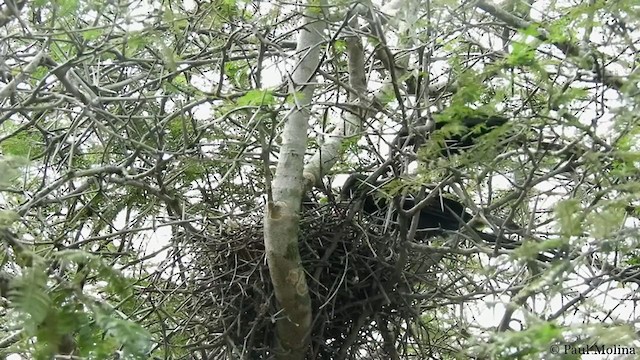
[333,39,347,53]
[57,0,79,17]
[286,91,305,105]
[55,249,130,294]
[82,28,103,41]
[0,156,27,187]
[587,206,625,239]
[507,41,536,66]
[513,238,566,260]
[31,66,49,80]
[0,162,20,187]
[173,73,188,86]
[0,210,19,227]
[547,18,571,43]
[531,322,561,344]
[9,265,51,326]
[93,305,153,357]
[162,7,190,33]
[160,42,181,72]
[237,89,275,106]
[126,34,149,56]
[555,199,583,236]
[521,24,541,37]
[183,160,206,182]
[0,130,43,158]
[220,0,239,17]
[553,87,589,106]
[450,71,484,105]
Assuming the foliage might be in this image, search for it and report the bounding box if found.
[0,160,152,358]
[0,0,639,358]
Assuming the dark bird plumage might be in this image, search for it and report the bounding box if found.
[341,174,501,242]
[341,174,557,262]
[396,114,509,156]
[436,114,508,155]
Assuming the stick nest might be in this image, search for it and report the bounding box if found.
[179,202,467,359]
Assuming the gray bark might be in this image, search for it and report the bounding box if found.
[263,4,325,359]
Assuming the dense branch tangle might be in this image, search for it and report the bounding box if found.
[0,0,639,359]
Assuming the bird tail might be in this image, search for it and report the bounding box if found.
[473,231,518,250]
[473,231,555,262]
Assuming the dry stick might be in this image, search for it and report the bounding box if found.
[476,0,626,91]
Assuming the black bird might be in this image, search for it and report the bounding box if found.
[396,114,509,156]
[436,114,509,155]
[341,174,559,262]
[341,173,502,242]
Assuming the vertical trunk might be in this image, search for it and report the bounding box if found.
[263,4,325,359]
